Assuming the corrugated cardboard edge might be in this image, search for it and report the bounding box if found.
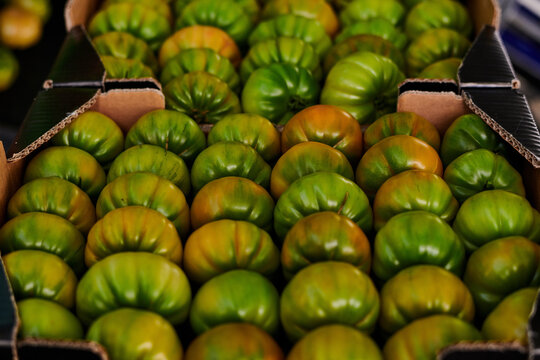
[438,342,528,359]
[0,257,19,360]
[397,91,471,134]
[462,91,540,168]
[17,339,108,360]
[7,92,100,163]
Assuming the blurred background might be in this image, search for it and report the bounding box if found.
[0,0,539,149]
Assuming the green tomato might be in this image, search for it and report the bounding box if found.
[159,48,240,91]
[174,0,260,23]
[335,18,407,50]
[125,109,206,165]
[363,111,440,151]
[417,57,461,81]
[405,0,472,40]
[373,211,465,282]
[92,31,159,73]
[340,0,406,27]
[287,324,382,360]
[165,71,241,124]
[405,28,470,76]
[97,172,190,238]
[102,0,173,22]
[441,114,509,166]
[380,265,474,334]
[52,111,124,164]
[464,236,540,317]
[270,142,354,199]
[383,315,482,360]
[248,14,332,58]
[191,142,271,192]
[207,113,281,162]
[281,212,371,280]
[373,170,458,231]
[17,298,83,340]
[324,34,405,74]
[242,63,320,125]
[281,261,379,341]
[190,269,280,334]
[76,252,191,325]
[482,287,538,345]
[184,220,279,283]
[176,0,253,44]
[23,146,106,199]
[0,46,18,91]
[4,250,77,308]
[107,144,191,196]
[241,37,322,83]
[356,135,443,198]
[0,212,85,275]
[87,308,183,360]
[88,3,171,51]
[453,190,538,251]
[85,206,183,267]
[321,51,405,124]
[7,177,96,234]
[444,149,525,203]
[101,56,154,79]
[190,177,275,231]
[185,323,283,360]
[274,172,372,239]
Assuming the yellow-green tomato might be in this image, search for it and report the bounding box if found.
[17,298,83,340]
[86,308,183,360]
[101,56,155,79]
[0,46,18,91]
[4,250,77,308]
[108,144,191,196]
[287,324,383,360]
[185,323,284,360]
[76,252,191,326]
[356,135,443,198]
[85,206,183,267]
[0,212,85,275]
[281,212,371,280]
[373,170,458,231]
[271,142,354,198]
[281,261,379,341]
[23,146,106,199]
[190,269,280,334]
[7,177,96,234]
[191,142,271,192]
[207,113,281,163]
[463,236,540,317]
[184,220,279,284]
[482,287,538,345]
[383,315,482,360]
[379,265,475,334]
[373,211,465,282]
[52,111,124,164]
[190,177,275,231]
[96,172,190,238]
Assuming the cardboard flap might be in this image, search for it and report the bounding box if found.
[462,88,540,168]
[64,0,98,32]
[459,26,517,87]
[17,339,107,360]
[46,26,104,87]
[0,258,18,360]
[7,88,100,161]
[439,343,528,360]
